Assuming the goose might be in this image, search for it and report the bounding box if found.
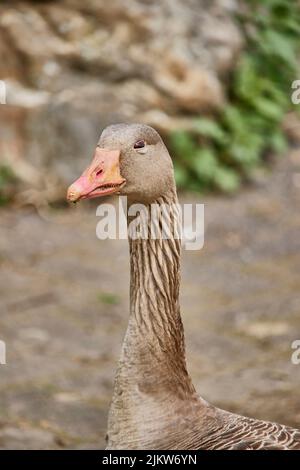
[67,123,300,450]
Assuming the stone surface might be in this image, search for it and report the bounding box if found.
[0,150,299,449]
[0,0,243,190]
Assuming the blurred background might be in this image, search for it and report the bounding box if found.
[0,0,300,449]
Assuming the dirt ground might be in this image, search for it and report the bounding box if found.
[0,152,300,449]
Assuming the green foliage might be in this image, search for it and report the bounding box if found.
[170,0,299,193]
[0,165,16,205]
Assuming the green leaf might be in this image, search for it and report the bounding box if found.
[170,131,196,161]
[253,97,284,121]
[259,30,298,68]
[235,55,261,102]
[174,164,189,187]
[193,148,218,180]
[269,130,288,154]
[193,118,227,144]
[213,167,241,193]
[223,106,246,133]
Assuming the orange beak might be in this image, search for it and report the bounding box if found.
[67,147,125,203]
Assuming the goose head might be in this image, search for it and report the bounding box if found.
[67,123,175,205]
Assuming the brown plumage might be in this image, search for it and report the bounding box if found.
[67,123,300,450]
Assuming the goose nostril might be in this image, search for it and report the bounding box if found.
[96,168,103,177]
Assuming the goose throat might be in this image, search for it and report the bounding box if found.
[118,191,195,394]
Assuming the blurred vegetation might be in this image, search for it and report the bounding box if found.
[171,0,300,193]
[97,292,120,305]
[0,165,17,205]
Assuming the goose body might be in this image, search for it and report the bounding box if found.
[67,123,300,450]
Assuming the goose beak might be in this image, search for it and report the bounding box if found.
[67,147,125,202]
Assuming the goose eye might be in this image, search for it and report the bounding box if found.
[134,140,146,149]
